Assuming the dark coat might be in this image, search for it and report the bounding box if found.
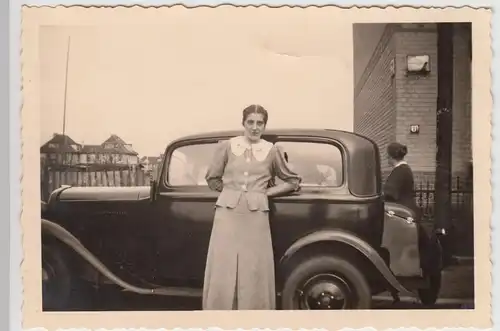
[383,163,418,215]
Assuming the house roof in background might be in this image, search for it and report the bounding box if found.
[40,133,139,156]
[103,134,127,145]
[101,134,138,155]
[42,133,78,146]
[40,133,80,153]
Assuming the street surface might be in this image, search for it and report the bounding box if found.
[58,262,474,311]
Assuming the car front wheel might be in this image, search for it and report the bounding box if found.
[281,255,372,310]
[42,244,72,311]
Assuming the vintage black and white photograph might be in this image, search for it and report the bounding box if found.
[20,5,492,330]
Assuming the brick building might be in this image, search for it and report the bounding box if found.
[353,23,472,182]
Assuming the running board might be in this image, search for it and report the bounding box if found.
[121,287,202,297]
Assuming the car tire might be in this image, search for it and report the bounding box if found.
[418,270,442,306]
[42,244,72,311]
[417,233,443,306]
[281,255,372,310]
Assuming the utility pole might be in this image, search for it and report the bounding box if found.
[62,36,71,179]
[434,23,454,262]
[62,36,71,139]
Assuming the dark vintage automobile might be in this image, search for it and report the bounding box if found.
[41,129,443,310]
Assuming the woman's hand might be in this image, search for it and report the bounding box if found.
[266,182,297,197]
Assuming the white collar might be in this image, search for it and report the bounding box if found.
[394,160,407,168]
[230,136,273,161]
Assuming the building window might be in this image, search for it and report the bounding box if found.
[48,143,58,149]
[64,153,72,164]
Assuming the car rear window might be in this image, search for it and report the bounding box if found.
[166,140,344,188]
[274,141,343,187]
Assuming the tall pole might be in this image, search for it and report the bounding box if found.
[62,36,71,175]
[434,23,454,260]
[62,36,71,139]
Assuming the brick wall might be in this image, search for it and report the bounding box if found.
[354,25,397,173]
[354,23,472,181]
[393,25,438,175]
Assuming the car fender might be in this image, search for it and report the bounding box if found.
[279,229,414,296]
[41,219,201,298]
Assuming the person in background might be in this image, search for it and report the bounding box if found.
[203,104,302,310]
[383,142,417,304]
[383,142,418,212]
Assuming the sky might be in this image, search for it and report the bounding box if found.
[38,14,377,156]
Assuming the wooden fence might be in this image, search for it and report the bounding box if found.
[40,164,159,202]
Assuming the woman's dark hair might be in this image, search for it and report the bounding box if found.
[387,142,408,161]
[242,104,269,125]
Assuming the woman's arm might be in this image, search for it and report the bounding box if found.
[267,145,302,197]
[205,140,229,192]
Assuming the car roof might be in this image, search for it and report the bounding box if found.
[169,128,375,146]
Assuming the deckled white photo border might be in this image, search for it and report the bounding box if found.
[16,4,493,331]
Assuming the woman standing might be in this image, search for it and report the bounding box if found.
[383,142,418,213]
[383,142,418,303]
[202,104,302,310]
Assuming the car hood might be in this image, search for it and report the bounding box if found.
[57,186,151,202]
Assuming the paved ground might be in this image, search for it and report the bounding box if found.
[438,261,475,299]
[58,262,474,311]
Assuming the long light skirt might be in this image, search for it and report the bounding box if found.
[202,196,276,310]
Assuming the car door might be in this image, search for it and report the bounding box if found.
[269,139,346,260]
[153,139,226,288]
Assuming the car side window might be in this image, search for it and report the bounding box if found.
[274,141,343,187]
[166,141,226,186]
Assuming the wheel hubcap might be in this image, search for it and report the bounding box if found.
[41,257,56,293]
[297,273,353,309]
[42,268,49,282]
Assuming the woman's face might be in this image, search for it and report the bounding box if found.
[388,156,396,167]
[243,113,266,142]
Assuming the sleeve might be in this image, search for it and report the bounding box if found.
[205,140,229,192]
[272,144,302,190]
